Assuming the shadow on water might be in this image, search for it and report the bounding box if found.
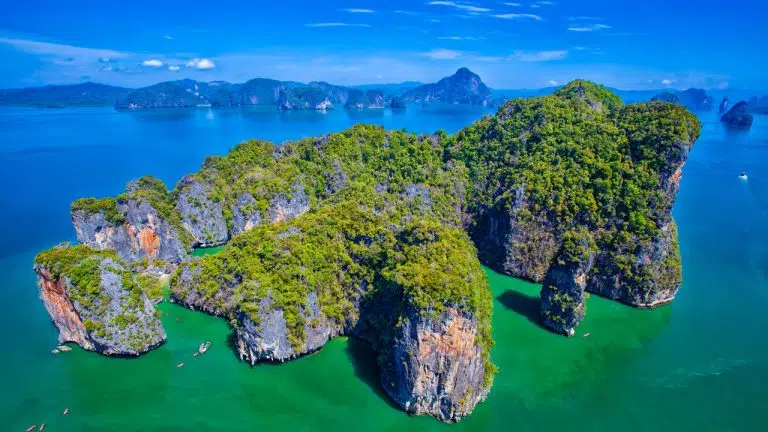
[496,289,547,330]
[344,337,401,411]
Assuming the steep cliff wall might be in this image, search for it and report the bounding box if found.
[34,244,166,355]
[169,203,494,422]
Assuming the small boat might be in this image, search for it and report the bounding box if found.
[177,362,184,368]
[63,408,69,416]
[739,172,748,181]
[25,425,36,432]
[39,424,46,431]
[198,341,211,355]
[583,333,591,338]
[57,345,72,352]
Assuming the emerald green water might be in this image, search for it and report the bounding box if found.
[1,107,766,430]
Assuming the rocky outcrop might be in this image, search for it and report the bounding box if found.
[34,245,166,355]
[230,193,263,236]
[721,101,754,128]
[235,291,342,363]
[540,232,595,336]
[381,305,491,422]
[588,221,681,307]
[719,97,730,114]
[402,68,492,106]
[175,175,228,247]
[171,262,239,316]
[72,199,188,264]
[471,187,558,283]
[267,183,310,223]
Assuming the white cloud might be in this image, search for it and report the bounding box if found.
[427,1,491,13]
[0,37,128,64]
[493,13,542,20]
[186,58,215,70]
[305,22,372,27]
[511,50,568,62]
[394,10,421,15]
[339,8,375,13]
[100,65,113,72]
[141,59,164,67]
[168,65,181,71]
[421,48,463,59]
[501,2,521,6]
[476,56,503,62]
[661,79,674,85]
[548,80,559,86]
[568,16,603,21]
[438,36,486,40]
[164,35,174,40]
[568,24,611,32]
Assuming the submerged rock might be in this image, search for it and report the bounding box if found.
[34,244,166,355]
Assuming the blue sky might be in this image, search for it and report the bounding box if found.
[0,0,765,90]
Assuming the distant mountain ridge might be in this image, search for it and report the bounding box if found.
[4,71,758,111]
[0,68,499,110]
[0,82,130,107]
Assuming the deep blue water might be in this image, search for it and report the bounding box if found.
[1,104,766,431]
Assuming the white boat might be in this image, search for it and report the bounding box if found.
[198,341,211,355]
[739,172,748,181]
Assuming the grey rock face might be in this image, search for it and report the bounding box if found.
[541,242,595,336]
[230,193,263,236]
[235,291,341,364]
[267,183,310,224]
[470,185,557,282]
[72,200,188,264]
[325,159,348,195]
[171,262,239,316]
[381,305,490,422]
[176,175,228,247]
[588,221,681,308]
[35,257,166,356]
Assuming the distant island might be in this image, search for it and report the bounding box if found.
[0,68,508,111]
[651,88,714,111]
[34,80,700,422]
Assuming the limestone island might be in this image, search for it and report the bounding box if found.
[33,81,700,422]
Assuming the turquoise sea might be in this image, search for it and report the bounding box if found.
[1,104,766,431]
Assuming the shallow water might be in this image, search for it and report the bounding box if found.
[1,105,766,431]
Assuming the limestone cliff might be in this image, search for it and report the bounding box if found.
[34,244,166,355]
[381,305,491,422]
[169,205,494,422]
[176,175,228,247]
[72,177,190,264]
